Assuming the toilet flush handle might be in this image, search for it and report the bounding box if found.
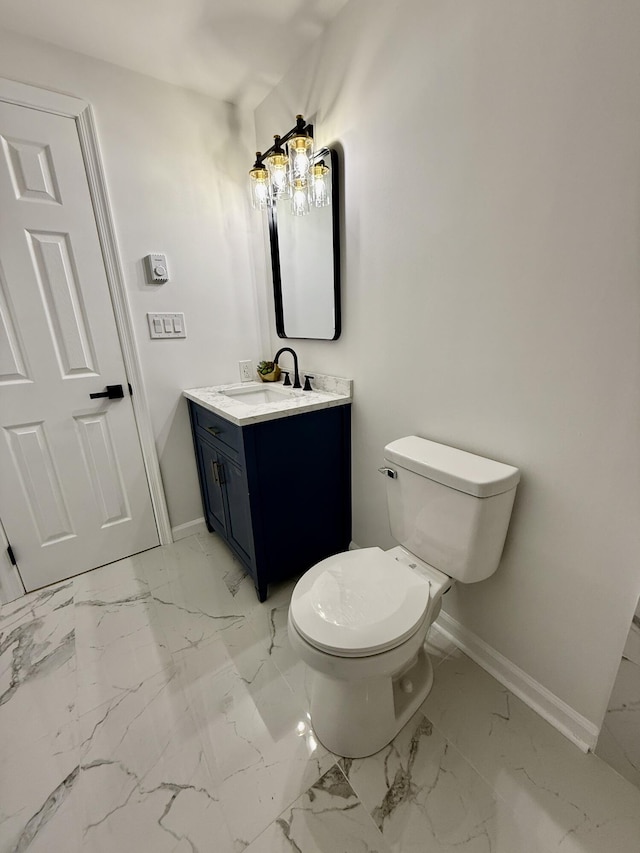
[378,467,397,479]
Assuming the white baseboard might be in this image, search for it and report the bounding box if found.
[171,518,208,541]
[435,610,600,753]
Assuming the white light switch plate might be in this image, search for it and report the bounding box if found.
[147,312,186,339]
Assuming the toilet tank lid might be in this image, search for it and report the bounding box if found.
[384,436,520,498]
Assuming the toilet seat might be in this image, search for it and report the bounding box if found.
[290,547,432,657]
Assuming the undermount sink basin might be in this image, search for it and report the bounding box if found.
[223,385,299,406]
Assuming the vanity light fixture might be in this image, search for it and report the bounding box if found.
[249,114,328,217]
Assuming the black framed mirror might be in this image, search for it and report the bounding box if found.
[268,147,341,340]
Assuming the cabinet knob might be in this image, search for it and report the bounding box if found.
[206,426,221,436]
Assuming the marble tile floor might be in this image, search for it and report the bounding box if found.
[2,532,640,852]
[595,627,640,790]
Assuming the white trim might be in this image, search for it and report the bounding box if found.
[435,609,600,753]
[0,77,172,547]
[75,105,171,544]
[0,77,86,117]
[172,518,208,541]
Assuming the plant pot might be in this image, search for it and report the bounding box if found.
[258,366,281,383]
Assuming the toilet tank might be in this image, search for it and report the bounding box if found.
[383,436,520,583]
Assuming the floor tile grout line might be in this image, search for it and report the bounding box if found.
[595,724,640,788]
[414,704,538,838]
[235,757,344,850]
[414,691,542,825]
[338,706,562,853]
[136,552,327,850]
[416,696,624,853]
[333,759,392,849]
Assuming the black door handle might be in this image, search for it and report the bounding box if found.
[90,384,124,400]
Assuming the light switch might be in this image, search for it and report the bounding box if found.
[147,313,186,339]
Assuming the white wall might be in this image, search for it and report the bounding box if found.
[0,28,265,529]
[255,0,640,729]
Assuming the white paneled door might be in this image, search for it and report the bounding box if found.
[0,100,159,592]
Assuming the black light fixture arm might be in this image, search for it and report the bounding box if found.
[255,115,314,166]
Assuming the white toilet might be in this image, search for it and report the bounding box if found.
[288,435,520,758]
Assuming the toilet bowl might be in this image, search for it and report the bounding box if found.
[289,545,451,757]
[288,435,520,758]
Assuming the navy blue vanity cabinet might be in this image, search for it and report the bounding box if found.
[188,400,351,602]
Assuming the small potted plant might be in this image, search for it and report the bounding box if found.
[257,360,281,382]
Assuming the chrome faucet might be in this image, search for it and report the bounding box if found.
[274,347,301,389]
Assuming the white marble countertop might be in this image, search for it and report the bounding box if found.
[183,373,352,426]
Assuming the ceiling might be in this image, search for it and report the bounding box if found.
[0,0,350,107]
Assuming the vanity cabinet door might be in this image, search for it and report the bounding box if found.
[217,454,254,570]
[196,437,227,535]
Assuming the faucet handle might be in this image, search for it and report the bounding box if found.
[282,371,291,386]
[303,374,314,391]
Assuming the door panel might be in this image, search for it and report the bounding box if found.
[5,420,74,546]
[74,411,131,527]
[221,456,253,565]
[27,230,98,376]
[197,438,227,535]
[0,264,30,383]
[0,100,159,591]
[1,134,61,203]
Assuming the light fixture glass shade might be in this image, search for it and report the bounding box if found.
[291,178,310,216]
[267,154,290,199]
[249,155,271,210]
[267,136,290,200]
[289,132,314,181]
[310,160,331,207]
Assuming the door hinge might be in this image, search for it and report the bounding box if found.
[128,383,133,396]
[7,544,17,566]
